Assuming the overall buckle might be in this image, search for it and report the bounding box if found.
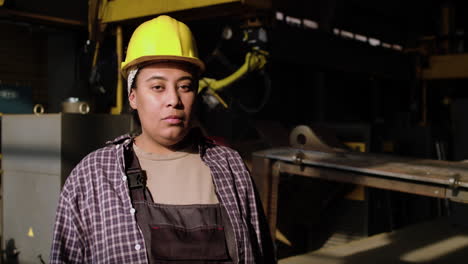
[127,169,147,189]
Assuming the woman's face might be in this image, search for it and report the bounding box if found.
[129,62,197,147]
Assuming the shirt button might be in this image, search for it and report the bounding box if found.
[135,244,141,251]
[122,175,127,181]
[130,208,136,214]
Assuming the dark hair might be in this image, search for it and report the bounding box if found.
[129,69,142,128]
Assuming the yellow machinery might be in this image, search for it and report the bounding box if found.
[91,0,270,25]
[199,49,268,108]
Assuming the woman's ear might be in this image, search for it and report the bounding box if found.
[129,88,137,110]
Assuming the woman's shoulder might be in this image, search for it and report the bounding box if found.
[77,133,131,169]
[63,135,131,191]
[202,137,239,157]
[202,138,248,171]
[77,144,117,170]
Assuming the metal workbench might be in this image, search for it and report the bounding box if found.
[252,147,468,235]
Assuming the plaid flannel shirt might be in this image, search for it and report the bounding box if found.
[50,134,275,263]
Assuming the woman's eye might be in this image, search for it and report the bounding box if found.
[151,85,164,90]
[179,84,193,91]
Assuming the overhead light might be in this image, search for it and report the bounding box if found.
[369,38,381,46]
[382,42,392,48]
[276,12,284,21]
[303,19,318,29]
[340,30,354,39]
[392,44,403,51]
[285,16,301,26]
[355,34,367,42]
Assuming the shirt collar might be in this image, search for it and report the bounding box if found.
[106,134,133,146]
[106,128,216,157]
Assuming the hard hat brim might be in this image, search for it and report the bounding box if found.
[121,55,205,79]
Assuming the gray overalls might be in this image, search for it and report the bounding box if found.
[125,143,236,263]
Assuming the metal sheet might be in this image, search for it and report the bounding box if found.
[254,148,468,189]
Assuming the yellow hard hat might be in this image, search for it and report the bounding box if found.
[121,15,205,78]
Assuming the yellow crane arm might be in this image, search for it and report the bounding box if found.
[198,50,268,108]
[199,50,268,92]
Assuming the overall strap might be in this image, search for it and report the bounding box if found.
[124,143,148,203]
[124,143,147,189]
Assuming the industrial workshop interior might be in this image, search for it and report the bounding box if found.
[3,0,468,263]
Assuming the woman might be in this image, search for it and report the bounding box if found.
[50,15,275,263]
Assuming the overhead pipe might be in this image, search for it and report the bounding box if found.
[111,25,123,114]
[440,1,454,54]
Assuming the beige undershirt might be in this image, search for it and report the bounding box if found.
[133,143,219,205]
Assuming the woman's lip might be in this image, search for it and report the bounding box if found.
[163,115,183,120]
[163,116,183,124]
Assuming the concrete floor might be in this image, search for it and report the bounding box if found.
[279,217,468,264]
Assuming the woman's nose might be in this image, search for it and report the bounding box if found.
[165,86,181,107]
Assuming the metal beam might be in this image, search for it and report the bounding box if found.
[276,161,448,199]
[100,0,271,23]
[0,8,85,26]
[422,53,468,79]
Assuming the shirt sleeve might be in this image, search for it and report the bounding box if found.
[252,182,277,264]
[49,185,85,264]
[231,150,277,263]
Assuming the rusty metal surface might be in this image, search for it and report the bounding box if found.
[275,161,450,200]
[254,148,468,189]
[422,53,468,79]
